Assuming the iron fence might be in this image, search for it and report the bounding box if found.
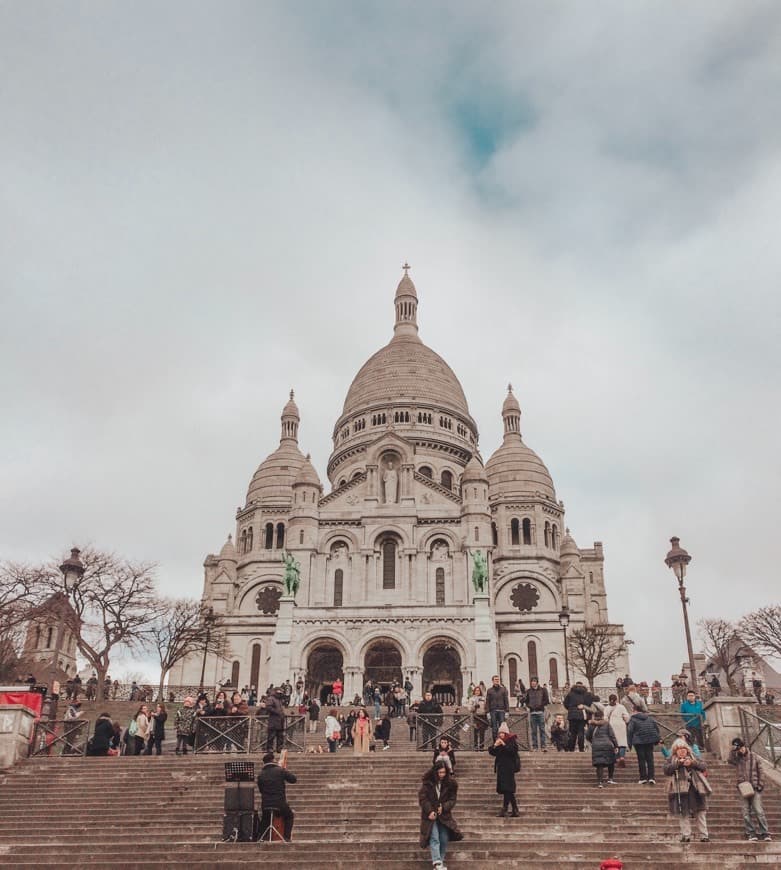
[29,719,89,757]
[739,707,781,770]
[193,714,307,754]
[416,712,530,752]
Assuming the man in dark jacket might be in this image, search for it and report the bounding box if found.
[264,691,286,753]
[563,682,595,752]
[417,692,443,750]
[257,752,297,841]
[729,738,772,841]
[627,710,661,784]
[523,677,550,751]
[486,675,510,740]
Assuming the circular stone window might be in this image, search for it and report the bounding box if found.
[256,585,282,615]
[510,582,540,613]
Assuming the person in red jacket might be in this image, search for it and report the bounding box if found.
[332,677,343,705]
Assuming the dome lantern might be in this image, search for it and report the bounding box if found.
[281,389,300,442]
[502,383,522,440]
[394,262,418,337]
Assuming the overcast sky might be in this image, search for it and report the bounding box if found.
[2,2,780,683]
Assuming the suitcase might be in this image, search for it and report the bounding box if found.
[222,810,259,842]
[224,782,255,811]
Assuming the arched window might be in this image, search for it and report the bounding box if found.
[549,658,559,692]
[240,530,247,554]
[511,518,520,546]
[299,529,304,544]
[527,640,539,683]
[522,518,532,545]
[334,569,344,607]
[276,522,285,549]
[35,626,42,649]
[46,627,53,648]
[508,657,518,693]
[435,567,445,605]
[491,522,498,546]
[231,660,240,687]
[264,523,274,549]
[250,644,261,691]
[544,522,551,548]
[339,478,346,488]
[419,466,432,479]
[441,469,453,490]
[551,525,558,550]
[474,525,479,541]
[382,540,396,590]
[246,527,253,552]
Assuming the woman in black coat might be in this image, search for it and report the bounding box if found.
[488,722,520,817]
[146,703,167,756]
[87,714,115,756]
[418,762,462,867]
[586,713,618,786]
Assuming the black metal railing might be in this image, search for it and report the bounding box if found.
[416,712,529,752]
[29,719,89,757]
[193,715,307,754]
[740,707,781,770]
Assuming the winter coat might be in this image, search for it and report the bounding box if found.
[605,703,629,747]
[229,700,249,716]
[135,713,150,740]
[728,749,763,791]
[486,684,510,713]
[418,698,444,724]
[432,748,456,772]
[352,715,372,753]
[664,755,709,815]
[151,711,167,740]
[418,772,463,849]
[257,762,297,809]
[489,736,520,794]
[175,705,196,737]
[524,686,550,711]
[88,716,115,755]
[324,714,341,740]
[680,699,705,730]
[587,721,618,766]
[375,718,391,741]
[563,685,595,721]
[307,701,320,721]
[627,712,660,748]
[265,695,286,730]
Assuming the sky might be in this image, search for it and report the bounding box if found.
[1,2,780,683]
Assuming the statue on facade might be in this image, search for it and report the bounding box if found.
[471,549,488,594]
[281,550,301,597]
[383,460,398,504]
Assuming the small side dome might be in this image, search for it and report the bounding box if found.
[462,454,488,483]
[293,453,322,489]
[560,528,580,560]
[219,534,237,562]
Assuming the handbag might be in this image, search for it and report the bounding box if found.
[738,780,755,798]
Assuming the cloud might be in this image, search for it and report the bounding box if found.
[1,2,780,682]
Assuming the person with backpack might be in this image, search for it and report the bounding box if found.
[627,708,661,784]
[488,721,521,817]
[563,681,596,752]
[587,711,619,787]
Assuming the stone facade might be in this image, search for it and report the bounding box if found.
[173,269,628,702]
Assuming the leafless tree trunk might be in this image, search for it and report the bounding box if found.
[698,618,746,694]
[567,625,627,693]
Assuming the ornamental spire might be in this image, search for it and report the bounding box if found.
[394,262,418,337]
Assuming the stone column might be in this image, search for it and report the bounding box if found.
[0,705,36,770]
[473,593,498,686]
[269,596,295,687]
[343,666,362,704]
[703,695,757,760]
[407,666,423,701]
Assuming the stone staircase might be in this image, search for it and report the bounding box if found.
[0,748,779,868]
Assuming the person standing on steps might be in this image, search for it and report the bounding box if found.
[486,675,510,741]
[563,681,595,752]
[468,685,489,751]
[324,708,341,753]
[523,677,550,751]
[264,689,286,753]
[664,743,710,843]
[418,691,444,751]
[351,707,372,754]
[307,697,320,733]
[587,711,619,787]
[489,721,521,817]
[145,703,167,756]
[679,690,705,750]
[627,708,661,785]
[729,737,773,841]
[375,714,391,750]
[418,760,462,870]
[174,696,196,755]
[605,694,630,767]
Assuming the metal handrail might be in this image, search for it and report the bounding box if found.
[739,707,781,770]
[416,712,530,752]
[29,719,90,757]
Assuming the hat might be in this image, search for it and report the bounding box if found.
[498,721,510,734]
[731,737,745,749]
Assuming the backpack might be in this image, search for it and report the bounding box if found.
[128,718,138,737]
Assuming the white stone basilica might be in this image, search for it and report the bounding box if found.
[174,268,628,703]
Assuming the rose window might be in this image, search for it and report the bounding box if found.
[510,582,540,613]
[256,585,282,615]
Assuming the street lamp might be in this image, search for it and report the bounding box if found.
[558,605,571,687]
[43,548,84,716]
[198,606,216,694]
[665,536,698,691]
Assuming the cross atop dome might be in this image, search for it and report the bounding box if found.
[402,261,411,275]
[394,262,418,336]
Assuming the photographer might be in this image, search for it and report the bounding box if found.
[663,743,710,843]
[729,738,772,841]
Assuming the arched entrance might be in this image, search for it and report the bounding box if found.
[363,639,403,693]
[422,641,462,706]
[306,643,344,705]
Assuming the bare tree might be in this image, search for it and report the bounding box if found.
[41,548,162,692]
[698,618,748,694]
[0,561,49,680]
[739,605,781,660]
[147,598,227,700]
[567,625,627,692]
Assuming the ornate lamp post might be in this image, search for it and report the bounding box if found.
[665,536,698,690]
[43,548,84,717]
[558,605,571,687]
[198,606,216,694]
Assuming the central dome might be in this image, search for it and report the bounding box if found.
[341,334,470,418]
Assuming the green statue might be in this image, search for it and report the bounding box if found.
[281,550,301,598]
[471,549,488,593]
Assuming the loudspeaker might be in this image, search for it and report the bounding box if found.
[224,782,255,811]
[222,811,259,842]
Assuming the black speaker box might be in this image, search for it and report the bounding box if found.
[222,810,258,842]
[224,782,255,811]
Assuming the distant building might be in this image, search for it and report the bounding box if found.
[19,592,79,681]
